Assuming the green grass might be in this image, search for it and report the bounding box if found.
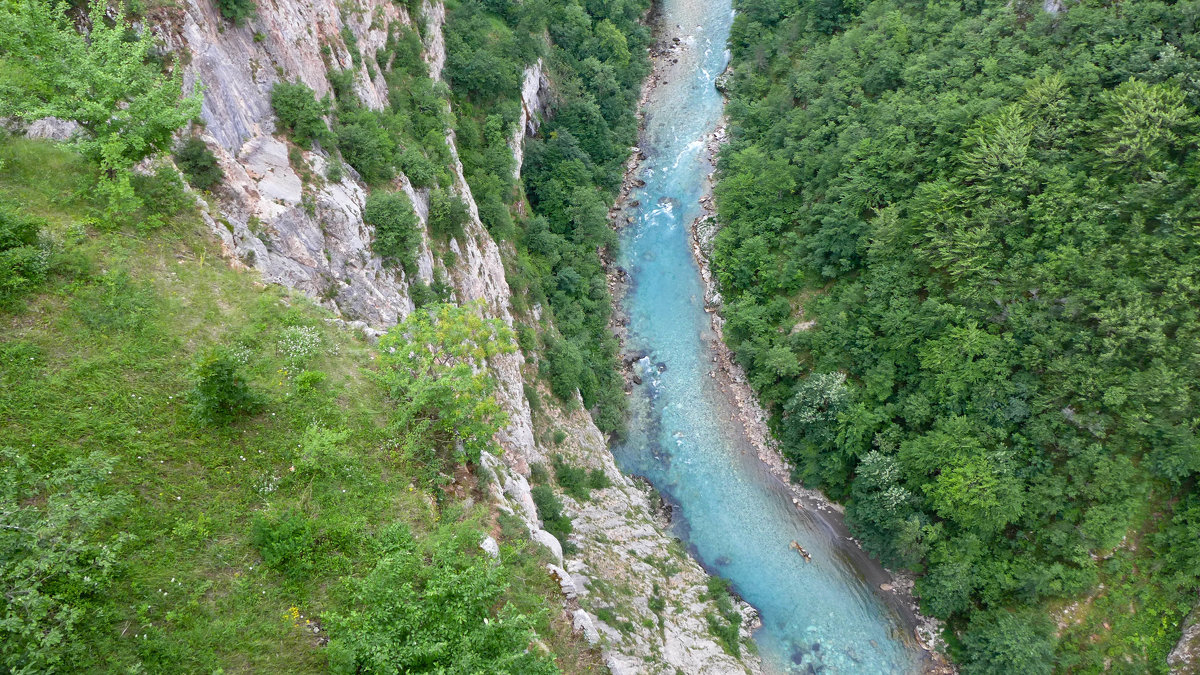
[0,136,597,673]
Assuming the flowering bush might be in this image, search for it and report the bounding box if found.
[276,325,322,366]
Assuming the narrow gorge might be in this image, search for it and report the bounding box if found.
[4,0,1199,672]
[159,0,768,671]
[611,0,922,672]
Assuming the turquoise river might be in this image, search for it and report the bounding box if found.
[610,0,923,672]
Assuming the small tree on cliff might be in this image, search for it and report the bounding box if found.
[0,0,201,215]
[376,301,515,471]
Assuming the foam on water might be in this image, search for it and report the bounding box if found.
[611,0,923,672]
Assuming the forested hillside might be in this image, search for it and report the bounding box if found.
[444,0,649,433]
[716,0,1200,671]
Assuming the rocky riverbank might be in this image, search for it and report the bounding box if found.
[685,85,957,675]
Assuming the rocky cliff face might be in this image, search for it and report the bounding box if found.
[1171,605,1200,674]
[159,0,759,671]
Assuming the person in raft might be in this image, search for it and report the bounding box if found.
[789,541,812,563]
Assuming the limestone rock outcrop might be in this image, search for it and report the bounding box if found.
[154,0,761,671]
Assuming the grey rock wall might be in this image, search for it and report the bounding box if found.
[157,0,760,670]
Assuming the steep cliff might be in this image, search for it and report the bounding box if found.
[158,0,759,671]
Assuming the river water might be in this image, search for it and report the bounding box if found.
[610,1,921,672]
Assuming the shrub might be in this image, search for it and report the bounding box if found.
[270,81,331,148]
[543,336,584,402]
[173,137,223,191]
[216,0,255,24]
[0,205,50,307]
[295,369,327,392]
[384,24,425,78]
[523,382,541,413]
[551,454,611,502]
[336,117,395,183]
[1,0,201,216]
[477,191,513,238]
[364,191,421,274]
[397,146,437,188]
[960,609,1055,675]
[131,165,193,222]
[189,348,263,425]
[325,159,344,183]
[324,522,557,675]
[529,462,549,485]
[409,281,438,308]
[427,186,470,240]
[552,454,588,501]
[376,302,514,469]
[0,449,131,673]
[294,424,351,478]
[703,577,743,657]
[530,484,571,547]
[250,510,316,580]
[588,467,611,490]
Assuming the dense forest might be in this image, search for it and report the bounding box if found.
[716,0,1200,671]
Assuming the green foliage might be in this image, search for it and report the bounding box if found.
[0,204,50,307]
[173,137,224,191]
[189,348,263,425]
[364,190,420,274]
[335,106,397,184]
[131,165,194,226]
[542,334,584,402]
[717,0,1200,667]
[427,187,470,240]
[530,484,572,547]
[270,81,332,148]
[959,609,1055,675]
[398,147,437,188]
[0,136,583,672]
[71,269,156,334]
[441,0,648,434]
[0,0,200,215]
[216,0,255,25]
[324,522,559,675]
[0,449,132,674]
[552,454,609,502]
[702,577,743,657]
[251,510,316,580]
[376,302,514,469]
[444,4,532,103]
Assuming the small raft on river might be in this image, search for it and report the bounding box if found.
[789,540,812,563]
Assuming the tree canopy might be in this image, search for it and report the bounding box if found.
[716,0,1200,669]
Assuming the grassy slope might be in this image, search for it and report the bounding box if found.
[0,136,598,672]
